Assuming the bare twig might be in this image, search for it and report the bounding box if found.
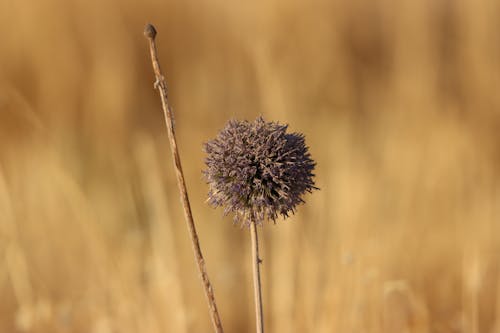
[250,221,264,333]
[143,23,224,333]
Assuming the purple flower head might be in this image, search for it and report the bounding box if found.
[203,116,317,226]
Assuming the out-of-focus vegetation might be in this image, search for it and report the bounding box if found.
[1,0,500,332]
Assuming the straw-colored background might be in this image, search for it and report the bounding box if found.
[1,0,500,332]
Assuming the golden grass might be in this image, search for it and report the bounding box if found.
[1,0,500,332]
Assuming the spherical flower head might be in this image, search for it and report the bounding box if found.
[203,116,317,227]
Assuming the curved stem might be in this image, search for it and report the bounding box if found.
[250,221,264,333]
[144,23,224,333]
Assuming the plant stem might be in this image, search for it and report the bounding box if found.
[250,221,264,333]
[144,23,224,333]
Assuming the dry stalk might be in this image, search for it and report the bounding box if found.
[143,23,224,333]
[250,221,264,333]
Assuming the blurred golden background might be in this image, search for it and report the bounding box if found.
[1,0,500,332]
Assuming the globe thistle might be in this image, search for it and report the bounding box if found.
[203,116,317,226]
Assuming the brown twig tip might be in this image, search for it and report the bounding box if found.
[144,23,157,39]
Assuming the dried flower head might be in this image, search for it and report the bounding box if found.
[203,116,317,226]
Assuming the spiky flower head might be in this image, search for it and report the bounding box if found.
[203,116,317,226]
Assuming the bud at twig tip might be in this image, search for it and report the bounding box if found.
[144,23,157,39]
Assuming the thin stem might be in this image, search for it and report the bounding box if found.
[143,23,224,333]
[250,221,264,333]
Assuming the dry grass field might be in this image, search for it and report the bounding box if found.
[1,0,500,332]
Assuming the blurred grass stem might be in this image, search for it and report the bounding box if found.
[144,23,224,333]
